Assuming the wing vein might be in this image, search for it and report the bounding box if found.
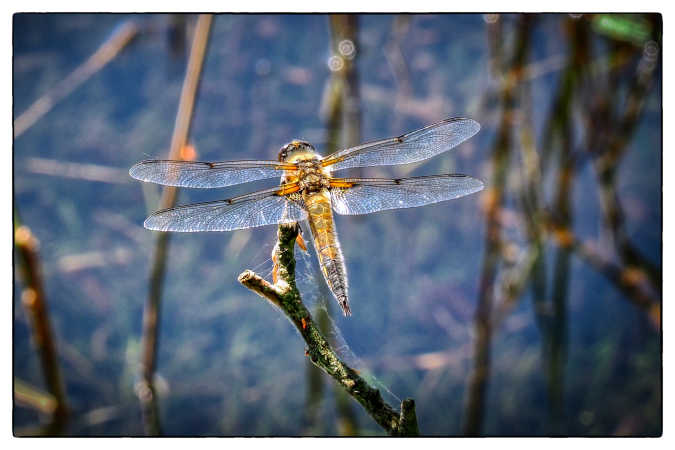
[143,183,307,231]
[330,174,484,215]
[322,118,480,172]
[129,159,295,188]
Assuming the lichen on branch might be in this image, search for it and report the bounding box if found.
[238,223,419,436]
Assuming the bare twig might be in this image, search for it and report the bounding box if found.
[24,157,131,184]
[14,379,58,415]
[463,14,533,437]
[591,38,661,292]
[14,212,68,433]
[238,224,419,436]
[534,18,589,433]
[14,21,139,138]
[545,215,660,327]
[138,14,213,436]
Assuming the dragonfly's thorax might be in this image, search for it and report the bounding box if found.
[296,160,330,192]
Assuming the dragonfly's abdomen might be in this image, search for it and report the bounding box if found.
[304,190,351,316]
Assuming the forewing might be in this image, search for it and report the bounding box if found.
[322,118,480,172]
[144,185,307,232]
[129,160,294,188]
[330,175,484,215]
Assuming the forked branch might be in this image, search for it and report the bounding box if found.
[238,223,419,436]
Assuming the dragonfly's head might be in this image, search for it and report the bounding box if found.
[278,140,317,162]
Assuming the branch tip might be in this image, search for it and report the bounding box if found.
[237,269,256,283]
[398,398,419,436]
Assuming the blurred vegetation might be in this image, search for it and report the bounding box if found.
[13,13,661,436]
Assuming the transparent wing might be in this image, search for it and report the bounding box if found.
[129,159,295,188]
[144,184,307,232]
[330,175,484,215]
[321,118,480,172]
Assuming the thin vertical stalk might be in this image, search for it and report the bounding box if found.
[329,14,362,150]
[301,15,363,436]
[532,18,588,433]
[137,14,213,436]
[14,209,68,433]
[330,14,361,435]
[463,15,532,436]
[544,17,592,433]
[547,117,575,434]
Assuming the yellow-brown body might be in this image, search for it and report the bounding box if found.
[281,142,351,315]
[303,189,350,315]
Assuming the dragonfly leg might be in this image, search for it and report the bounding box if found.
[272,252,279,284]
[296,231,308,252]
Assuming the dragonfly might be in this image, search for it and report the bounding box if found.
[130,117,484,316]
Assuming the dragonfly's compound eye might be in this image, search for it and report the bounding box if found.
[296,141,315,152]
[279,140,316,161]
[278,144,290,161]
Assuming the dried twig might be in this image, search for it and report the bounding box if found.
[590,38,661,292]
[545,215,660,327]
[14,213,68,433]
[138,14,213,436]
[24,157,131,184]
[463,14,533,437]
[238,224,419,436]
[14,21,139,138]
